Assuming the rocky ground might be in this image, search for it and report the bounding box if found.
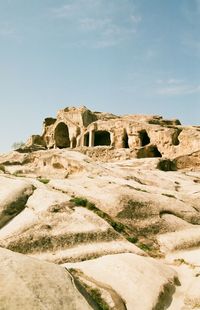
[0,148,200,309]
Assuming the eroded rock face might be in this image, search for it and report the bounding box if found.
[0,176,34,229]
[65,253,179,310]
[0,132,200,309]
[0,247,92,310]
[24,106,200,161]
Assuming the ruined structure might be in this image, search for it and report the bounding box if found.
[27,106,200,159]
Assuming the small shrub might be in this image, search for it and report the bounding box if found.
[157,159,177,171]
[137,243,151,252]
[127,236,138,243]
[110,221,125,233]
[70,196,126,234]
[12,141,25,150]
[89,288,110,310]
[71,197,88,207]
[0,165,5,173]
[37,177,50,184]
[69,268,110,310]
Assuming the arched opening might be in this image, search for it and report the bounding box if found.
[54,122,70,148]
[139,130,150,146]
[84,132,89,147]
[123,131,129,148]
[137,145,162,158]
[94,131,111,146]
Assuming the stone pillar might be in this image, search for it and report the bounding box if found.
[80,135,85,147]
[110,132,115,147]
[89,130,95,147]
[76,136,81,147]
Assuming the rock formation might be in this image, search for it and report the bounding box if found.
[0,107,200,309]
[26,106,200,162]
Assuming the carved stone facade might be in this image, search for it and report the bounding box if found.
[26,106,200,159]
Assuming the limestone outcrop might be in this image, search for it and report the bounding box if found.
[0,247,92,310]
[1,107,200,309]
[25,106,200,161]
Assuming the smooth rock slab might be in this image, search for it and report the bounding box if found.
[184,277,200,308]
[0,247,91,310]
[0,176,34,229]
[65,253,179,310]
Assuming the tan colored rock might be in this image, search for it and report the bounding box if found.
[0,247,92,310]
[65,253,179,310]
[0,176,34,229]
[0,131,200,309]
[184,277,200,308]
[22,106,200,163]
[158,227,200,253]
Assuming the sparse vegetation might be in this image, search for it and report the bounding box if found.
[126,236,138,243]
[69,268,110,310]
[88,288,110,310]
[69,197,162,257]
[12,141,25,150]
[37,177,50,184]
[0,165,5,173]
[157,159,177,171]
[137,243,152,252]
[117,200,151,220]
[70,197,126,233]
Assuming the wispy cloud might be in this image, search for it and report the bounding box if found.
[50,3,80,18]
[79,17,111,31]
[0,23,15,37]
[156,79,200,95]
[49,0,141,48]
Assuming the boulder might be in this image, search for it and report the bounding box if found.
[0,247,91,310]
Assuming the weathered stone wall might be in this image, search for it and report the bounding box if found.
[26,106,200,160]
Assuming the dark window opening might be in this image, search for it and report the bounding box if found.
[139,130,150,146]
[123,131,129,148]
[84,133,89,147]
[94,131,111,146]
[54,123,70,148]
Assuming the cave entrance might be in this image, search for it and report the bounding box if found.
[137,145,162,158]
[54,122,70,148]
[139,130,150,146]
[94,131,111,146]
[84,132,89,147]
[150,146,162,157]
[123,131,129,148]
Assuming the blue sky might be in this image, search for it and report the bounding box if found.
[0,0,200,152]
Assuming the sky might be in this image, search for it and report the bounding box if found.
[0,0,200,153]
